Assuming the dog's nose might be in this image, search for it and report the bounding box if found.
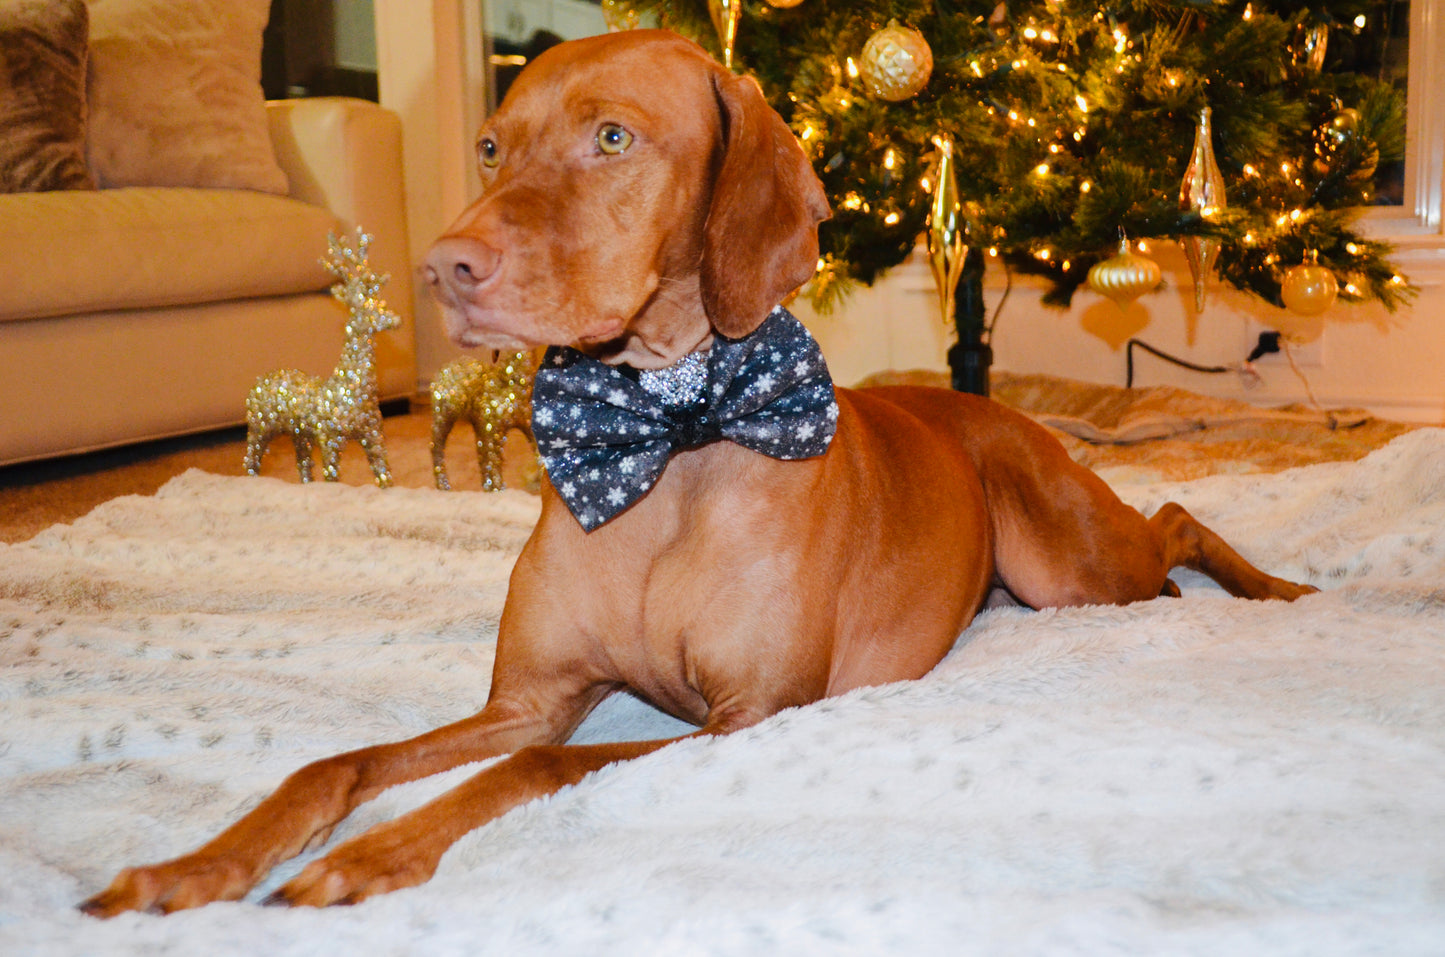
[423,237,502,293]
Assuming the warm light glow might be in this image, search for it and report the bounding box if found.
[920,176,932,192]
[1290,209,1303,221]
[1243,4,1253,19]
[846,57,859,79]
[1035,248,1052,260]
[971,60,983,77]
[1035,163,1050,175]
[883,149,897,170]
[1009,110,1020,121]
[1075,95,1089,112]
[1138,240,1150,252]
[1080,180,1092,193]
[1346,243,1360,254]
[884,211,901,225]
[1281,162,1293,176]
[1354,14,1367,28]
[1392,274,1407,284]
[1062,260,1072,271]
[1345,283,1360,295]
[842,193,863,211]
[1024,26,1038,39]
[1243,164,1258,177]
[988,247,999,257]
[1244,232,1256,244]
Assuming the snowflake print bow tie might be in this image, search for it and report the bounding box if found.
[531,307,839,531]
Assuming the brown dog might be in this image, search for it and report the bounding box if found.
[82,30,1314,916]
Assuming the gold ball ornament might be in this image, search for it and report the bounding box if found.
[859,20,933,102]
[1087,235,1162,309]
[1280,253,1338,317]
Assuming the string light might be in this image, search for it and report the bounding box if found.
[846,57,859,79]
[883,149,897,170]
[884,211,901,225]
[1080,180,1092,193]
[1035,163,1050,175]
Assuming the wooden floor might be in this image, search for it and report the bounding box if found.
[0,409,540,544]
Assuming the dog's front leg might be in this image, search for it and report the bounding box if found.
[266,735,699,908]
[79,698,577,917]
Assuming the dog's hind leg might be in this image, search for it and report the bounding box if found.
[1148,502,1317,601]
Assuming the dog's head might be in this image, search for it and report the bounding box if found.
[423,30,830,368]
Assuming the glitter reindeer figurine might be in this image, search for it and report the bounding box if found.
[430,351,538,491]
[244,229,402,488]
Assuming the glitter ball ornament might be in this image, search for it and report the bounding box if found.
[1280,251,1338,317]
[1087,234,1162,309]
[709,0,741,68]
[244,229,401,488]
[431,351,539,492]
[859,20,933,102]
[1179,106,1227,313]
[1312,107,1377,183]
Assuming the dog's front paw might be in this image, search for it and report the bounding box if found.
[264,821,441,908]
[79,855,254,918]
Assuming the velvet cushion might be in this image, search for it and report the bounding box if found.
[0,0,95,193]
[85,0,287,194]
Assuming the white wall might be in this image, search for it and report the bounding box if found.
[797,242,1445,424]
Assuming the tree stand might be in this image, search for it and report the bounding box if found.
[947,246,992,397]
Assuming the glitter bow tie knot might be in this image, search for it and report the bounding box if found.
[532,307,839,531]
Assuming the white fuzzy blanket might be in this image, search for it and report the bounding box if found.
[2,431,1444,956]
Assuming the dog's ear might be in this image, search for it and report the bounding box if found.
[701,70,830,339]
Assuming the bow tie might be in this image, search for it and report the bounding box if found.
[531,307,839,531]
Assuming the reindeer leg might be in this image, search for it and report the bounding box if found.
[293,433,315,483]
[244,426,271,477]
[360,428,392,489]
[317,430,342,483]
[475,415,506,492]
[431,408,455,491]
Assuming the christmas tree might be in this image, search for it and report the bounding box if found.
[606,0,1414,392]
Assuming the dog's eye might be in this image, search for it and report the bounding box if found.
[597,124,633,155]
[478,137,500,168]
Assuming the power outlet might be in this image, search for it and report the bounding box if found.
[1245,322,1325,368]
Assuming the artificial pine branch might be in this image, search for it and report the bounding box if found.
[611,0,1414,315]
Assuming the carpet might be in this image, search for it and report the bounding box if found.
[2,430,1444,955]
